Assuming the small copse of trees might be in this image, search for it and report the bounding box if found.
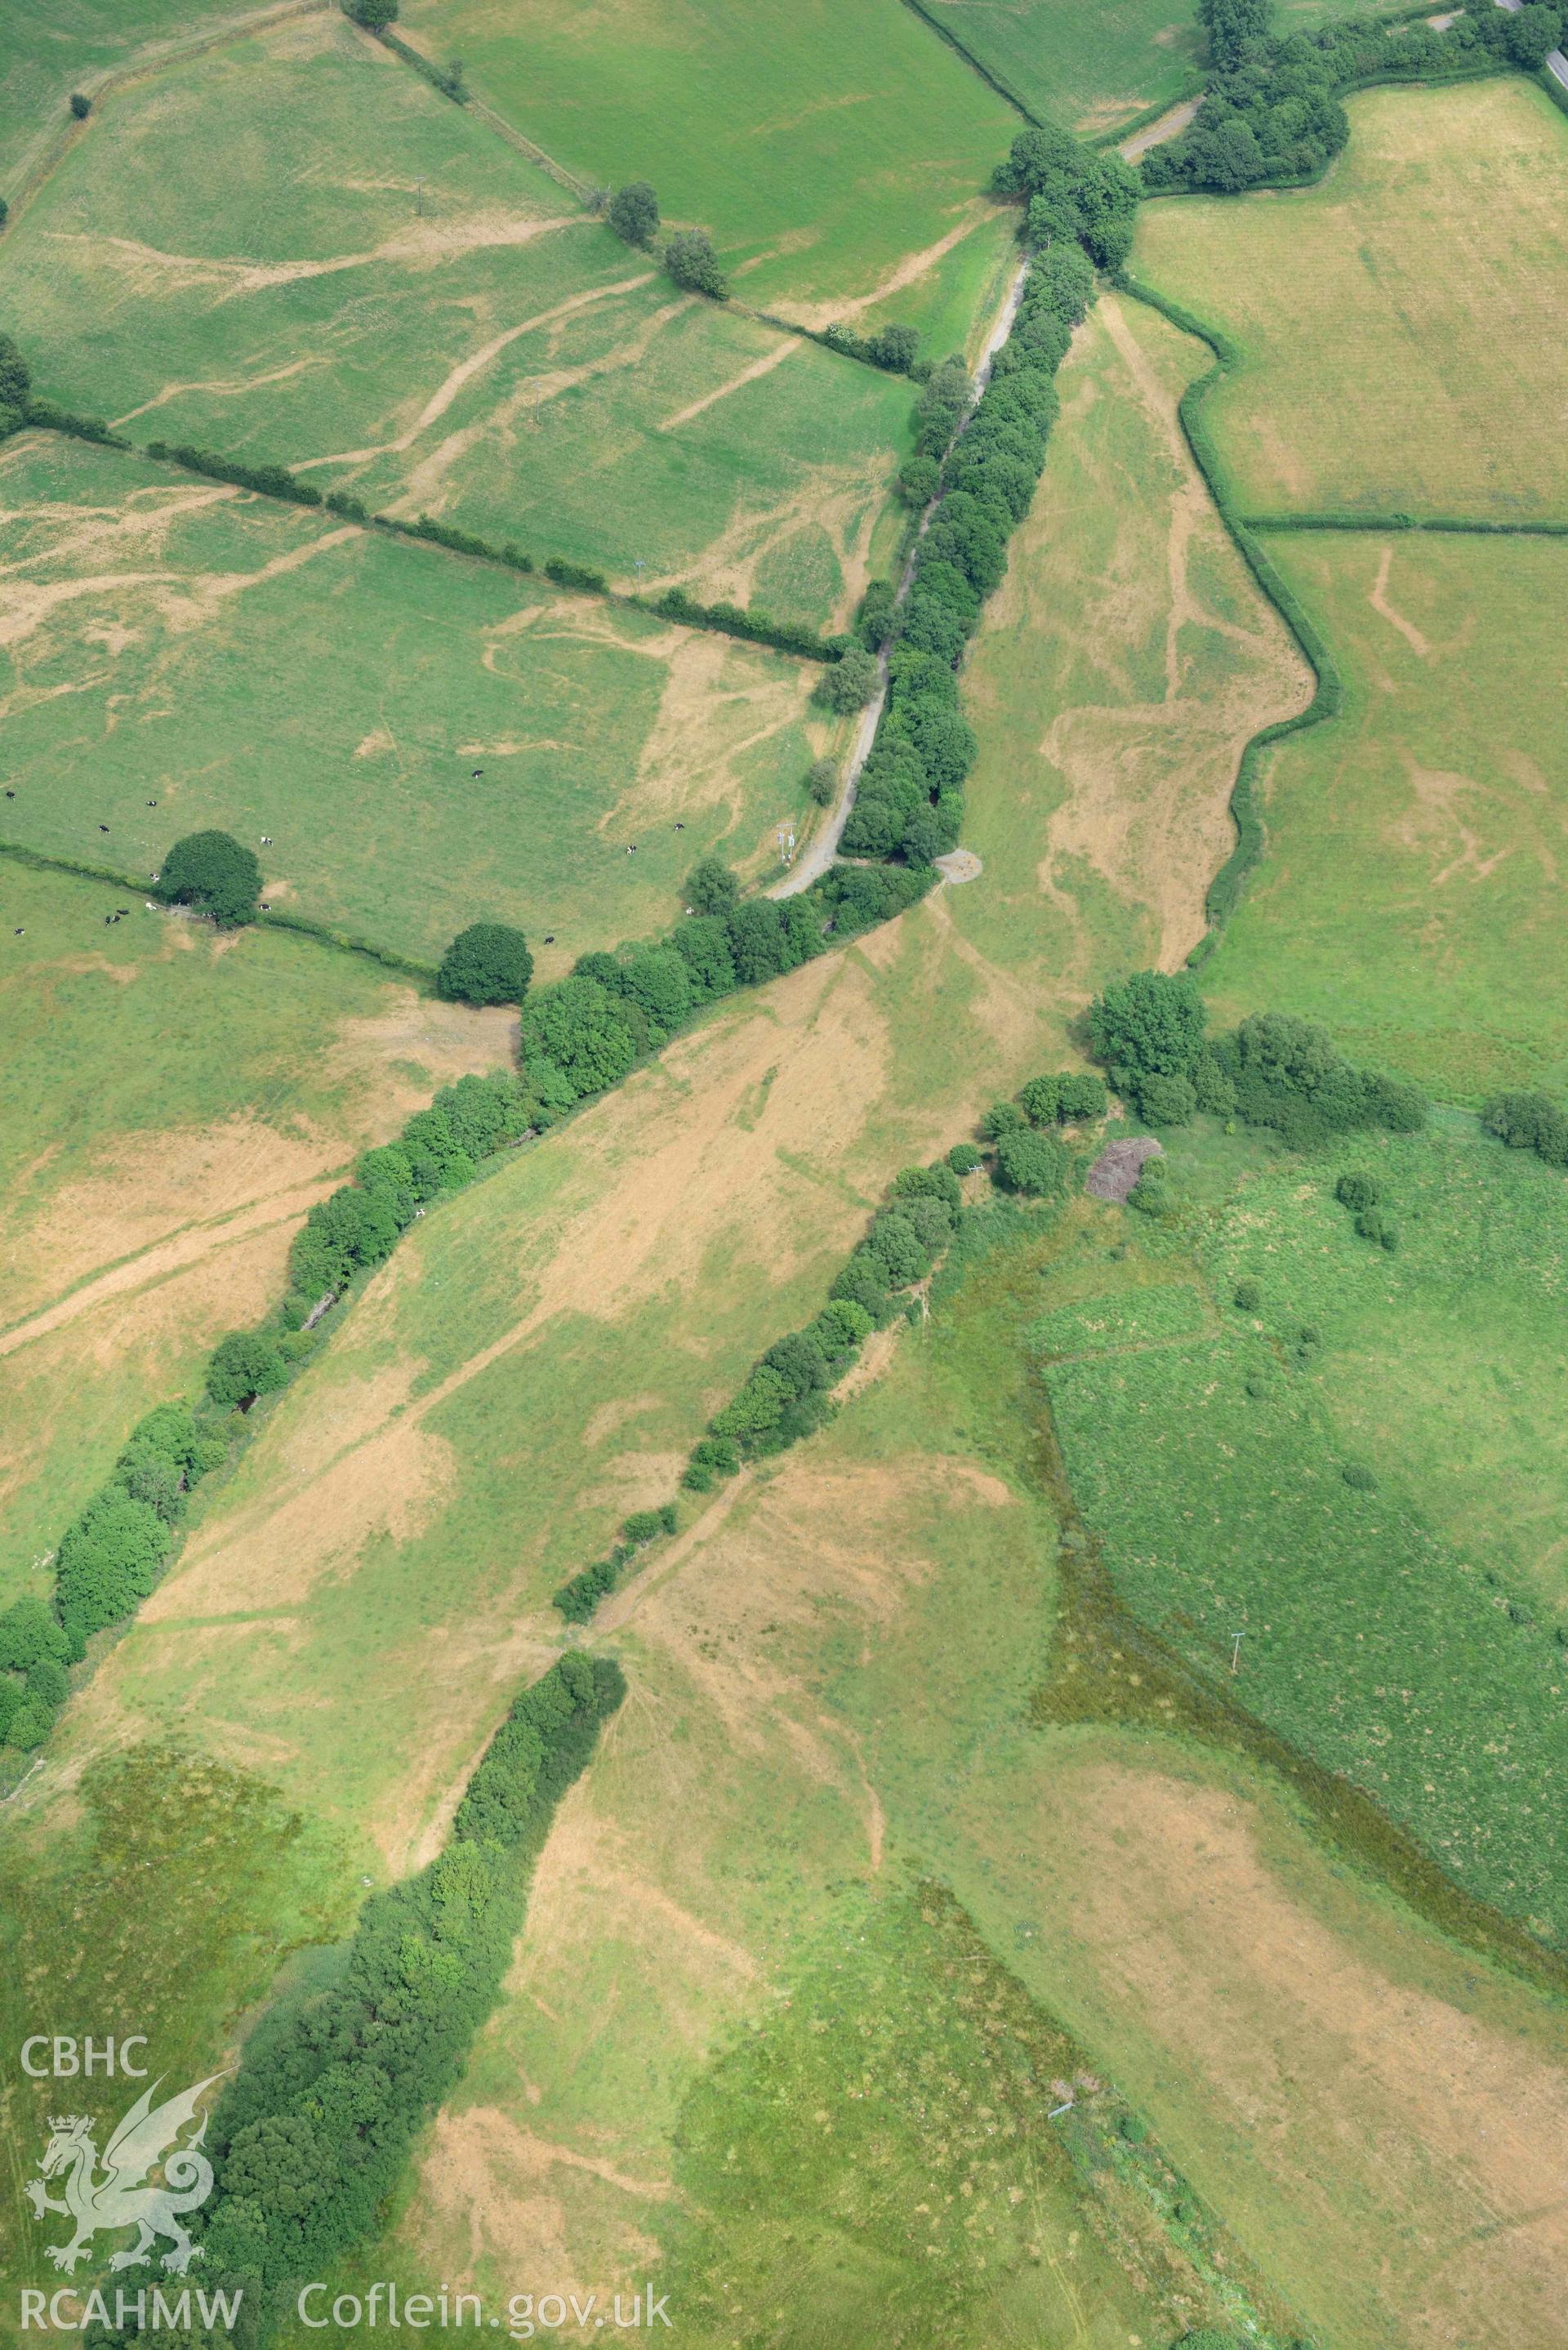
[1482,1088,1568,1171]
[1142,0,1566,196]
[1088,970,1428,1147]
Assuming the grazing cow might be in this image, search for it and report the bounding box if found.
[472,769,483,779]
[543,934,555,944]
[4,789,14,799]
[98,823,109,832]
[147,799,157,808]
[13,927,22,936]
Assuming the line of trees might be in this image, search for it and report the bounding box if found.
[195,1652,624,2295]
[1088,970,1428,1146]
[553,1503,678,1621]
[1143,0,1566,194]
[552,1074,1112,1623]
[848,213,1102,868]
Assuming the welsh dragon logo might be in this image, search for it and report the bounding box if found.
[24,2075,223,2276]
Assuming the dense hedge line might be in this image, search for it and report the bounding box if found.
[123,436,844,663]
[1111,272,1342,945]
[145,439,327,507]
[1089,970,1428,1147]
[196,1653,623,2290]
[1244,510,1568,537]
[1140,0,1560,194]
[845,226,1100,867]
[375,25,468,101]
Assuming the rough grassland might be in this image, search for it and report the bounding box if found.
[10,237,1292,1903]
[1203,529,1568,1098]
[398,0,1019,317]
[1131,79,1568,519]
[0,859,512,1603]
[1045,1121,1568,1950]
[4,15,912,625]
[0,435,831,967]
[1189,1115,1568,1621]
[283,1208,1568,2350]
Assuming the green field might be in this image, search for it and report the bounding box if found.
[0,433,833,967]
[0,0,244,189]
[1045,1116,1568,1949]
[1131,78,1568,519]
[920,0,1205,132]
[5,14,911,623]
[398,0,1018,319]
[1203,528,1568,1098]
[911,0,1409,135]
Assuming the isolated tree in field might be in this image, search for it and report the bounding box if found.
[69,91,91,118]
[807,757,837,807]
[664,229,728,301]
[685,855,740,916]
[158,829,261,926]
[608,181,659,246]
[345,0,399,23]
[437,921,534,1007]
[814,645,878,714]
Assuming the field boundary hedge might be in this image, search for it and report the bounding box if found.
[893,0,1041,123]
[118,433,847,665]
[1244,509,1568,536]
[1111,272,1343,954]
[0,837,439,980]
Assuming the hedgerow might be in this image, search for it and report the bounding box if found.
[1140,0,1561,195]
[1088,972,1428,1145]
[196,1652,624,2290]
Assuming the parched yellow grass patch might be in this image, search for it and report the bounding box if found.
[1131,78,1568,518]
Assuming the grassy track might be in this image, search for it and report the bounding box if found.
[0,858,514,1601]
[397,0,1019,319]
[1130,78,1568,519]
[1201,528,1568,1096]
[4,15,911,626]
[0,434,834,968]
